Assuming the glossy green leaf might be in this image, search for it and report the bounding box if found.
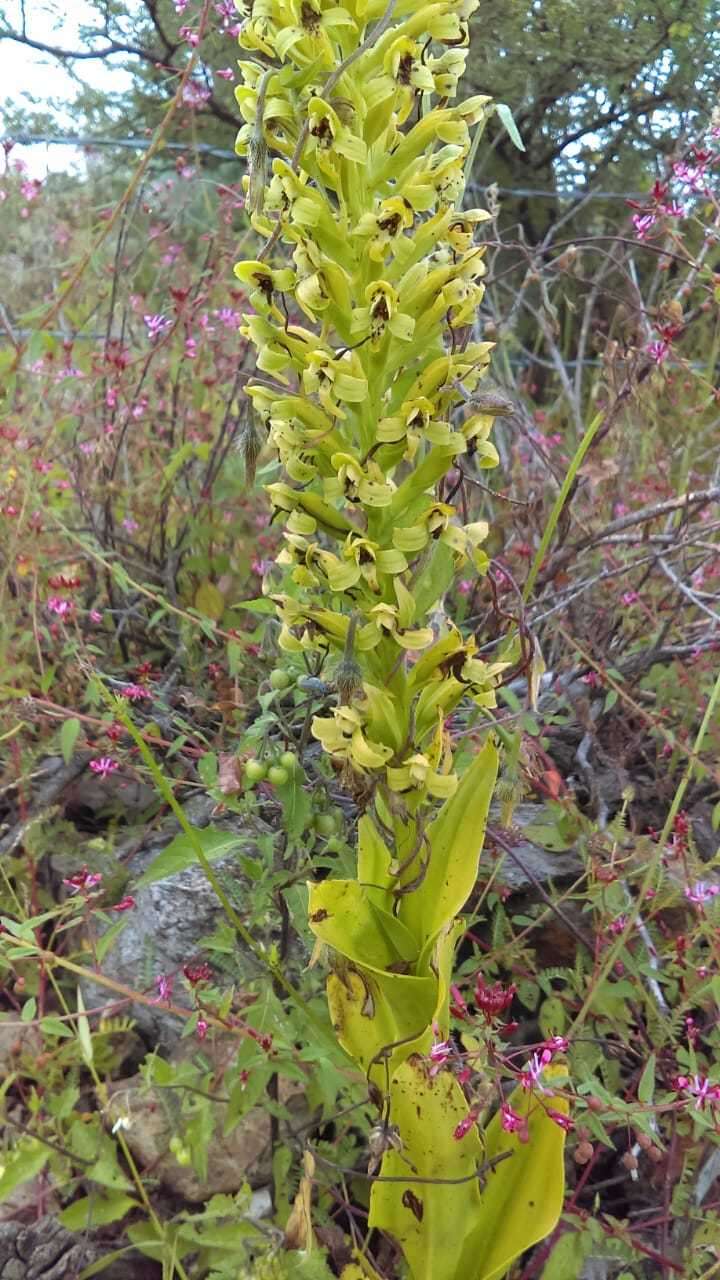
[60,716,81,764]
[326,967,435,1081]
[495,103,525,151]
[455,1066,569,1280]
[135,825,245,886]
[370,1055,484,1280]
[308,879,419,972]
[0,1139,49,1202]
[400,740,498,944]
[638,1053,655,1105]
[540,1230,593,1279]
[60,1191,138,1230]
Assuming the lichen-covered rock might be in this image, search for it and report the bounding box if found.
[73,797,274,1048]
[105,1036,309,1200]
[0,1213,149,1280]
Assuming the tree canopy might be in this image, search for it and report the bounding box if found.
[3,0,720,228]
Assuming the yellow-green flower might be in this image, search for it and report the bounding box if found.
[351,281,415,348]
[312,706,393,771]
[303,350,368,419]
[233,260,295,314]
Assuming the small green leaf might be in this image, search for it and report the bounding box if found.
[88,1148,133,1192]
[231,596,277,615]
[638,1053,656,1104]
[21,997,37,1023]
[60,717,82,765]
[197,752,218,786]
[276,773,312,841]
[0,1139,49,1202]
[135,825,245,886]
[39,664,56,696]
[95,915,130,964]
[40,1016,73,1039]
[539,996,568,1038]
[495,103,525,151]
[195,580,225,621]
[60,1191,138,1230]
[540,1230,593,1279]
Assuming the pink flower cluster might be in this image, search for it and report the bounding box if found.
[628,178,685,241]
[89,756,118,778]
[119,683,152,700]
[520,1037,569,1094]
[182,79,211,107]
[685,881,720,906]
[144,313,171,340]
[675,1074,720,1110]
[47,596,74,618]
[63,867,103,896]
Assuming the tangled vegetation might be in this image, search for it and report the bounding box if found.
[0,1,719,1277]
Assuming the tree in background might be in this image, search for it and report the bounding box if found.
[3,0,720,234]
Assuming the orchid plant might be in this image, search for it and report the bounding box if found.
[233,0,567,1274]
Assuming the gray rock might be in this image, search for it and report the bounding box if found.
[0,1214,149,1280]
[77,797,273,1049]
[481,803,584,892]
[105,1040,309,1200]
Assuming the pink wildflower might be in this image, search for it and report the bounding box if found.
[216,307,239,328]
[581,670,603,687]
[520,1050,553,1094]
[474,976,516,1024]
[47,596,74,618]
[182,77,211,104]
[453,1109,479,1141]
[112,895,136,912]
[89,609,103,623]
[143,313,170,340]
[196,1018,209,1039]
[546,1109,574,1132]
[429,1028,453,1076]
[542,1036,569,1056]
[183,962,213,985]
[686,1075,720,1110]
[620,590,639,606]
[161,243,183,266]
[20,178,42,202]
[672,159,709,194]
[154,974,174,1003]
[120,683,152,700]
[685,881,720,905]
[63,867,103,896]
[646,339,670,365]
[216,67,234,80]
[89,756,119,778]
[500,1103,527,1137]
[632,211,656,239]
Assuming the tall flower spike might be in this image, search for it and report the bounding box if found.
[233,2,568,1275]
